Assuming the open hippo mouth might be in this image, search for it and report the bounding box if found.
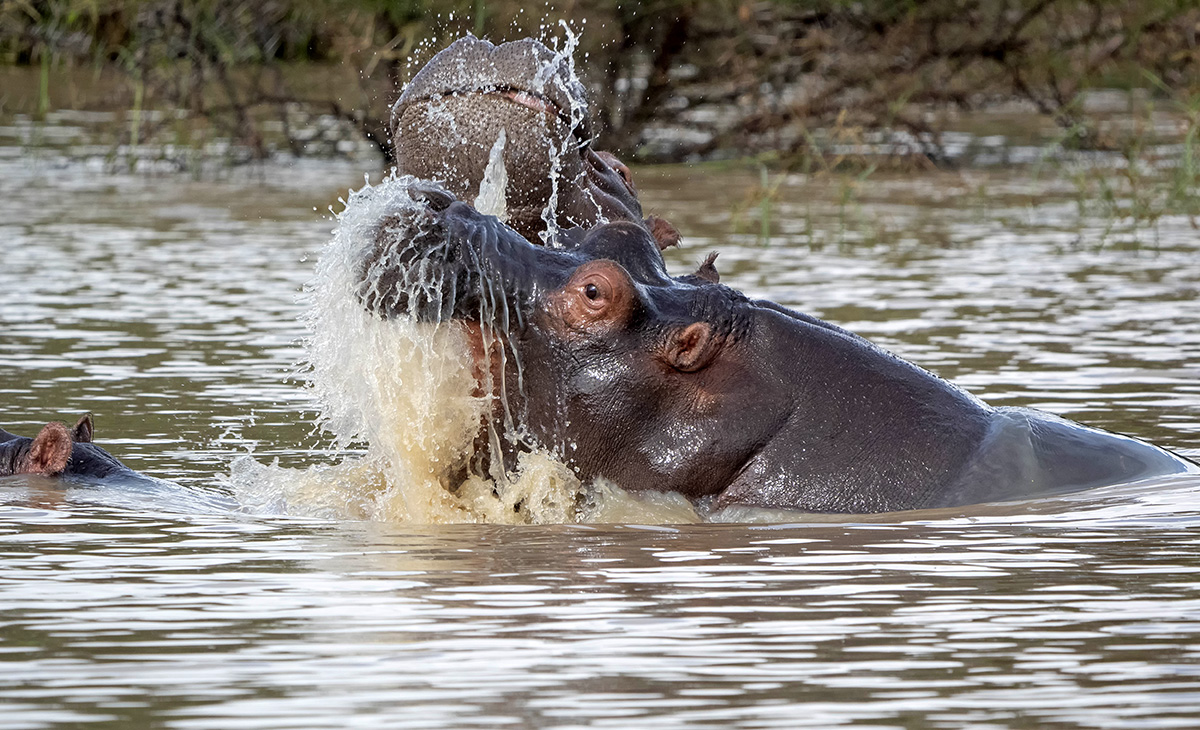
[392,36,593,142]
[358,182,1196,514]
[411,85,581,140]
[390,36,645,245]
[489,88,570,122]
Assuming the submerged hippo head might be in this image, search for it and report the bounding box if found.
[0,414,141,481]
[391,36,648,245]
[359,184,1194,514]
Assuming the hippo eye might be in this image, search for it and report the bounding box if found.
[555,261,635,331]
[578,277,612,312]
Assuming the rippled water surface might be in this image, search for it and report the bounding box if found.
[2,130,1200,727]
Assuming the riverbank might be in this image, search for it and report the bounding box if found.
[3,2,1197,166]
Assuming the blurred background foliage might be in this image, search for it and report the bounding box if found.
[1,0,1198,168]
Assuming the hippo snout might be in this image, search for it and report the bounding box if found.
[391,36,590,142]
[390,36,644,245]
[358,182,577,324]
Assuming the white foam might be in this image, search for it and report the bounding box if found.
[229,174,590,523]
[227,31,702,525]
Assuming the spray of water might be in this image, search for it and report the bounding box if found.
[537,24,589,247]
[229,173,583,523]
[473,129,509,221]
[229,29,701,524]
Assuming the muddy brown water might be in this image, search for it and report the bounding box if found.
[2,123,1200,727]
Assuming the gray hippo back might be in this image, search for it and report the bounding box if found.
[943,407,1193,506]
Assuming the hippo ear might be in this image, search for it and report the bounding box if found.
[645,215,681,251]
[72,414,94,443]
[662,322,724,373]
[694,252,720,284]
[25,422,73,476]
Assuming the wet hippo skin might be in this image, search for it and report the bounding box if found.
[357,183,1197,514]
[391,36,680,250]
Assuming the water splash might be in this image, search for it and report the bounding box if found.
[229,30,694,524]
[537,24,588,246]
[473,129,509,220]
[229,175,585,523]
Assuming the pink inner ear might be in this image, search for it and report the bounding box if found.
[668,322,723,373]
[646,215,681,251]
[25,422,73,476]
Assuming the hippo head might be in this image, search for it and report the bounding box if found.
[391,36,645,244]
[0,415,94,477]
[0,414,145,481]
[358,184,1004,513]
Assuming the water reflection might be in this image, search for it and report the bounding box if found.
[3,498,1200,728]
[2,140,1200,726]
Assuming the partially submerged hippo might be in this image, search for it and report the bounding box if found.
[357,183,1196,514]
[1,414,144,482]
[391,36,680,249]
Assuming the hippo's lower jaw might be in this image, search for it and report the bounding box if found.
[359,183,1196,514]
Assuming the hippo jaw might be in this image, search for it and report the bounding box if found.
[391,36,643,244]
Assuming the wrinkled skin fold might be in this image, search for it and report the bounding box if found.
[357,183,1197,514]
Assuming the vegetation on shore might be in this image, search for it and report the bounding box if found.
[2,1,1197,164]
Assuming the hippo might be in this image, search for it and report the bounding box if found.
[0,414,144,482]
[356,182,1196,514]
[391,35,680,250]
